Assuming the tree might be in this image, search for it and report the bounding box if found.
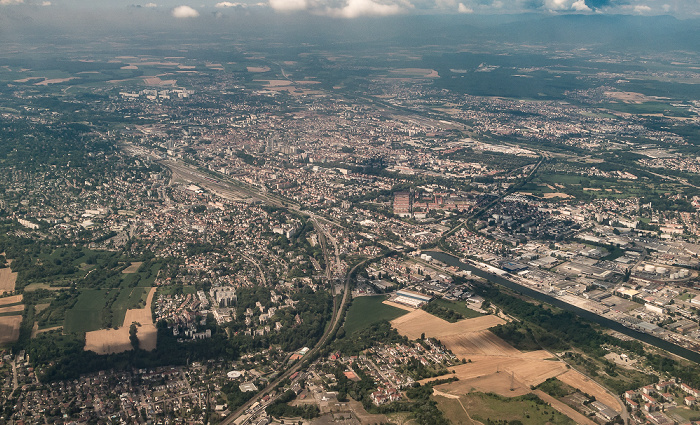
[129,323,139,350]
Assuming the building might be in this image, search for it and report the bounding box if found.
[393,192,412,217]
[392,289,432,308]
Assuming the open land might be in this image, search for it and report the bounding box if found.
[0,267,18,294]
[84,287,157,354]
[0,315,23,345]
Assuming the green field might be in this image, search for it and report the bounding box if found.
[432,298,483,319]
[63,289,110,333]
[435,392,574,425]
[344,295,408,335]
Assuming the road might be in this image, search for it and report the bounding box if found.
[157,154,363,425]
[221,258,369,425]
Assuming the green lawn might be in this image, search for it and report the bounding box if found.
[344,295,408,335]
[431,298,483,319]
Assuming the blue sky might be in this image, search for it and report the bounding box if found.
[1,0,699,19]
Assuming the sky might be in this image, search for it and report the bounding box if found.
[1,0,700,19]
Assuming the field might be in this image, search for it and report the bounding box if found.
[392,309,621,423]
[434,392,575,425]
[0,315,23,346]
[63,289,110,333]
[84,287,157,354]
[344,295,409,335]
[0,304,24,315]
[390,309,504,339]
[122,261,143,274]
[557,370,622,412]
[0,295,23,306]
[0,267,17,294]
[430,298,483,319]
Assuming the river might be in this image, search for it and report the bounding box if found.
[425,251,700,364]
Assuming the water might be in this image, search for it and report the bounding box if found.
[425,251,700,364]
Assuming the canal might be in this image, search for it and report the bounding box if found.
[425,251,700,364]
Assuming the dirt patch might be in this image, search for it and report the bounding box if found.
[0,267,18,294]
[0,295,22,306]
[85,287,157,354]
[0,315,22,345]
[558,370,622,413]
[122,262,143,274]
[390,310,504,340]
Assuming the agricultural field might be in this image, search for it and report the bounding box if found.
[344,295,409,335]
[0,315,23,346]
[390,309,504,340]
[84,287,157,354]
[0,295,24,346]
[0,266,17,294]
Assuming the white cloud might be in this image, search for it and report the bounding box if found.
[325,0,404,18]
[216,1,243,7]
[41,0,51,5]
[633,4,652,13]
[0,0,24,5]
[571,0,590,11]
[172,5,199,17]
[544,0,568,10]
[269,0,308,11]
[457,2,472,13]
[144,2,158,7]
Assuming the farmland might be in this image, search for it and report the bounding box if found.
[84,287,157,354]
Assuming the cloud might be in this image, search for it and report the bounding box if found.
[325,0,405,18]
[216,1,243,7]
[457,2,473,12]
[269,0,308,11]
[0,0,24,4]
[583,0,611,10]
[571,0,590,10]
[633,4,651,12]
[144,2,157,7]
[41,0,51,5]
[172,5,199,17]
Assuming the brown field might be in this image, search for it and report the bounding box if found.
[142,77,177,86]
[247,66,271,73]
[392,308,621,424]
[0,315,22,345]
[122,262,143,274]
[604,91,657,104]
[0,267,18,294]
[0,294,22,306]
[558,370,622,413]
[391,310,504,340]
[85,287,157,354]
[381,300,415,311]
[439,331,520,357]
[543,192,572,199]
[0,304,24,314]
